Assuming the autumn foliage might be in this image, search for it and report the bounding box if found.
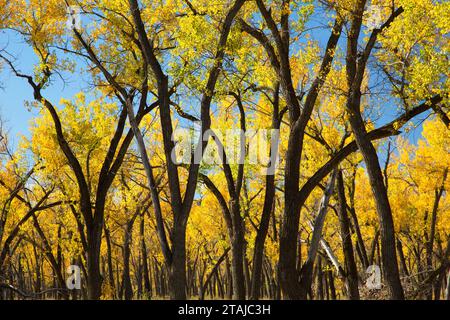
[0,0,449,300]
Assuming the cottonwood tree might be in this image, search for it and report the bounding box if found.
[0,0,448,301]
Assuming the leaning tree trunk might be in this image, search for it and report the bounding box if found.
[336,171,360,300]
[298,171,337,299]
[396,239,409,277]
[344,0,404,300]
[347,109,404,300]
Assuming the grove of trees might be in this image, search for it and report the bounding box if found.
[0,0,449,300]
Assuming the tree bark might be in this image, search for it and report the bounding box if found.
[230,201,246,300]
[446,271,450,300]
[344,0,405,300]
[127,0,246,300]
[347,111,404,299]
[298,171,337,298]
[104,224,115,298]
[396,239,409,277]
[140,213,152,299]
[200,248,230,300]
[250,84,280,300]
[425,169,447,299]
[336,171,360,300]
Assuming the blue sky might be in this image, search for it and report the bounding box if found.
[0,5,429,158]
[0,33,37,142]
[0,30,85,148]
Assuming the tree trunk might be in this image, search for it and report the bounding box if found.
[86,220,103,300]
[200,248,230,300]
[347,110,404,300]
[328,270,336,300]
[140,214,152,299]
[349,206,369,269]
[336,171,360,300]
[344,0,404,300]
[426,170,447,299]
[230,202,246,300]
[226,256,233,299]
[104,224,115,298]
[250,84,280,300]
[279,124,303,299]
[250,185,273,300]
[298,171,337,298]
[445,271,450,300]
[122,228,133,300]
[396,239,409,277]
[168,222,187,299]
[316,257,324,300]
